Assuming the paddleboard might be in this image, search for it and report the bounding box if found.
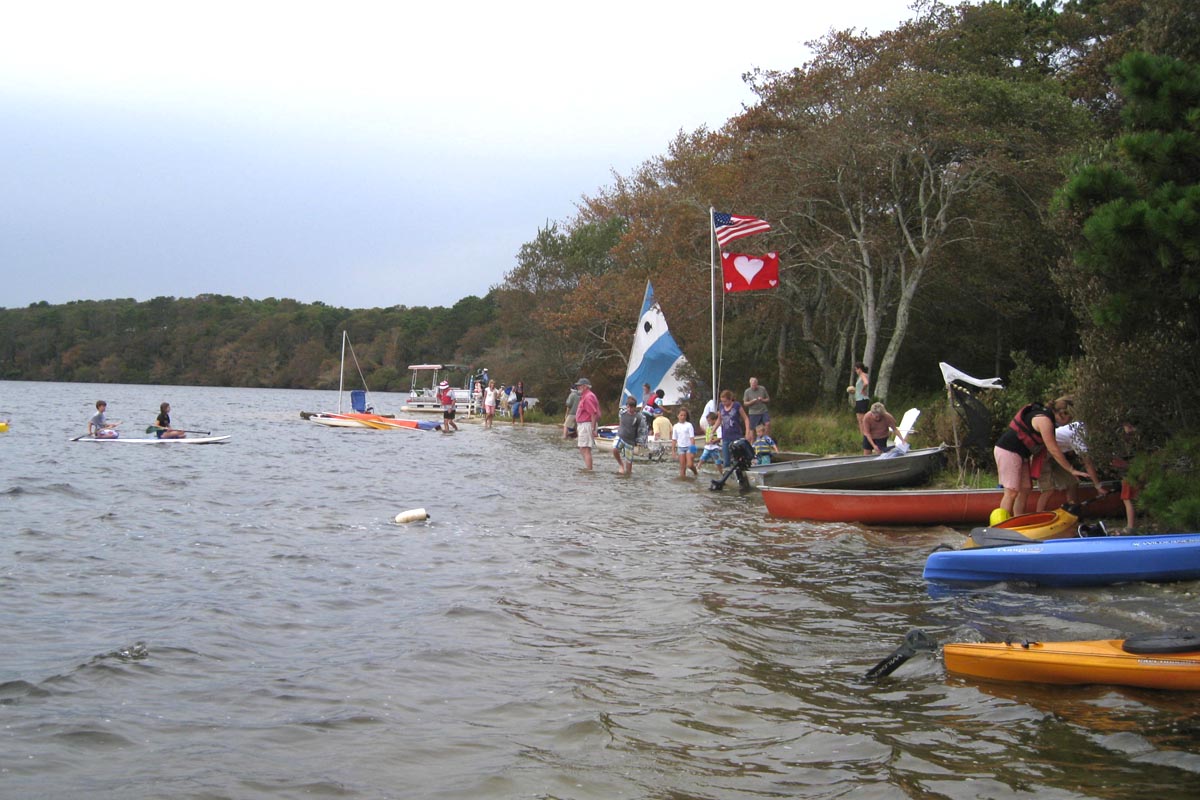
[73,435,231,444]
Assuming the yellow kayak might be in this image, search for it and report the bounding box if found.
[963,506,1079,548]
[944,635,1200,690]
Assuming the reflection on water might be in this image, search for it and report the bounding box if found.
[1,380,1197,799]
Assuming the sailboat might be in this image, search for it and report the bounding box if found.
[597,283,693,444]
[301,332,439,431]
[621,281,693,406]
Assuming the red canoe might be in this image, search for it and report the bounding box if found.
[759,484,1123,525]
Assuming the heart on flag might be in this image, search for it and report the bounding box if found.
[720,251,780,293]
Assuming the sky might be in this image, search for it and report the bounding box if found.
[1,1,918,311]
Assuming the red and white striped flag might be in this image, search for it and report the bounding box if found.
[712,211,771,247]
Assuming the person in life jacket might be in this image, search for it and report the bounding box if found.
[993,396,1090,515]
[438,381,459,432]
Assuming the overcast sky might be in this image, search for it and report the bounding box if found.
[1,1,917,310]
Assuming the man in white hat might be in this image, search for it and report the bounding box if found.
[438,380,458,432]
[573,378,600,469]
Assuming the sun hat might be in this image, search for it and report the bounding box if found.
[438,380,450,388]
[574,378,591,387]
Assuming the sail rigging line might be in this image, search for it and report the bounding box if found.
[336,330,372,414]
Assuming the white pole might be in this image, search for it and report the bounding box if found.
[338,330,346,414]
[709,207,717,411]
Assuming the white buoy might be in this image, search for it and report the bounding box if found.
[394,508,429,524]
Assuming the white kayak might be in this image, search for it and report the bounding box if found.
[73,435,231,444]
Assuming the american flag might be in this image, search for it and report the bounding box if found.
[712,211,771,247]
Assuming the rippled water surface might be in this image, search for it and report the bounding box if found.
[2,380,1199,799]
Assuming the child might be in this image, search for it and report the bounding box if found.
[698,411,722,468]
[1112,421,1140,534]
[613,396,648,476]
[752,423,778,465]
[438,381,459,432]
[87,400,119,439]
[651,411,672,444]
[672,408,698,478]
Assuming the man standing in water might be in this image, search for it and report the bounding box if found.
[574,378,600,470]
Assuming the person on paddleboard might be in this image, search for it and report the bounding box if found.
[154,402,186,439]
[87,400,119,439]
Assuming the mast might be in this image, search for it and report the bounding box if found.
[338,330,347,414]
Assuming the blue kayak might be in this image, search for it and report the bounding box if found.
[923,533,1200,587]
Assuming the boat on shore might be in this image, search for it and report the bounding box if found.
[923,532,1200,587]
[302,411,438,431]
[943,633,1200,690]
[963,494,1118,547]
[402,364,479,414]
[759,483,1122,525]
[751,445,945,489]
[765,450,821,463]
[303,333,437,430]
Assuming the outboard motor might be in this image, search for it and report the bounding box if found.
[710,438,755,492]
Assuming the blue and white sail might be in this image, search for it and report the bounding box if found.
[622,282,692,406]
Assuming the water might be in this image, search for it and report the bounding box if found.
[2,380,1199,799]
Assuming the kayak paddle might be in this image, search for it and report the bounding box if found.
[145,425,211,435]
[864,629,938,681]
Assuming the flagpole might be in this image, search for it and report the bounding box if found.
[709,206,717,412]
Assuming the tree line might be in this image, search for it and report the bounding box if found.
[0,295,510,393]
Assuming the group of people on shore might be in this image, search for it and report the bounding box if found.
[465,379,527,430]
[84,400,185,439]
[853,362,1138,529]
[850,364,909,456]
[992,394,1138,532]
[562,366,1139,529]
[566,376,786,477]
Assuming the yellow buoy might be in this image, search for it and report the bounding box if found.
[989,507,1011,526]
[394,508,429,524]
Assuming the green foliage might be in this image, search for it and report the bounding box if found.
[1128,433,1200,529]
[989,351,1072,426]
[766,409,858,455]
[1053,50,1200,526]
[0,295,510,392]
[1056,52,1200,340]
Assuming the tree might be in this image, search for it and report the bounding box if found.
[1056,52,1200,526]
[741,5,1093,400]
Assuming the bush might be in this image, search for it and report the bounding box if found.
[768,409,859,454]
[1128,433,1200,529]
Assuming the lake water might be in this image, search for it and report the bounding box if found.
[2,380,1199,799]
